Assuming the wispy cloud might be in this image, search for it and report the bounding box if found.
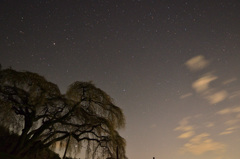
[222,78,237,85]
[175,117,195,139]
[219,131,233,135]
[175,117,194,132]
[178,131,195,139]
[217,107,240,115]
[185,56,235,105]
[185,55,209,71]
[229,90,240,99]
[180,55,240,157]
[181,133,225,155]
[205,122,215,128]
[192,73,218,93]
[216,107,240,135]
[191,73,229,104]
[219,127,237,135]
[180,93,193,99]
[224,119,240,126]
[206,90,228,104]
[185,56,240,105]
[176,116,226,156]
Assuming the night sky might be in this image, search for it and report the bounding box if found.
[1,0,240,159]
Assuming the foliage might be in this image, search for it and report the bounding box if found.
[0,68,126,158]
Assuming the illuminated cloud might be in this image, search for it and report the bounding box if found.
[176,116,227,156]
[175,125,194,132]
[217,107,240,129]
[178,131,195,139]
[185,56,233,105]
[219,127,237,135]
[189,133,209,143]
[217,106,240,115]
[185,55,209,71]
[206,90,228,104]
[192,74,218,93]
[224,119,240,126]
[222,78,237,85]
[219,131,233,135]
[180,93,193,99]
[182,133,225,155]
[175,117,194,132]
[205,122,215,128]
[217,108,231,115]
[229,90,240,99]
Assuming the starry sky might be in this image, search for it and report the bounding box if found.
[1,0,240,159]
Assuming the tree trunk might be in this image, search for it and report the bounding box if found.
[11,118,32,154]
[63,135,71,159]
[116,146,119,159]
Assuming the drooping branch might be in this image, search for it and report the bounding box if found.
[0,69,126,158]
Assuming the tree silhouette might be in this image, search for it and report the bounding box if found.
[0,68,126,159]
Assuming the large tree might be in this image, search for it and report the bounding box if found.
[0,68,126,159]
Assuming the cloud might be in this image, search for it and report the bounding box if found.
[178,131,195,139]
[219,127,237,135]
[181,133,225,155]
[217,107,240,130]
[205,122,215,128]
[191,73,228,104]
[192,74,218,93]
[180,93,193,99]
[222,78,237,85]
[175,125,194,132]
[206,90,228,104]
[229,90,240,99]
[219,131,233,135]
[176,116,227,156]
[224,119,240,126]
[185,56,235,105]
[185,55,209,71]
[217,106,240,115]
[175,117,194,132]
